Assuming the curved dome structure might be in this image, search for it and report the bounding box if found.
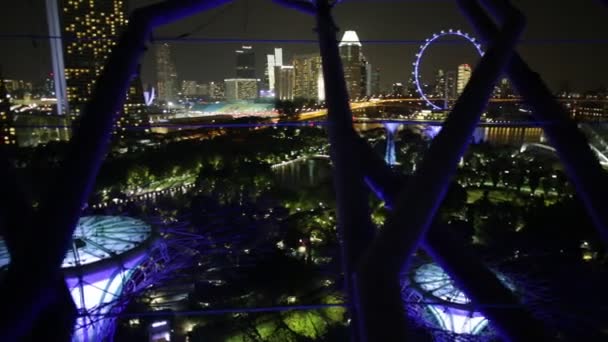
[0,215,158,342]
[402,263,513,341]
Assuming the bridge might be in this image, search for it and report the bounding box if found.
[298,97,607,120]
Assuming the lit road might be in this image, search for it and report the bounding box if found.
[297,97,608,121]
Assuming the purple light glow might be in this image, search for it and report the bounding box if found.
[0,216,156,342]
[402,263,513,338]
[413,30,484,110]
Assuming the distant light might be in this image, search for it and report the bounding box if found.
[152,321,168,328]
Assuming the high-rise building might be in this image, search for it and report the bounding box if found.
[224,79,258,101]
[339,30,367,99]
[275,66,295,101]
[457,64,472,95]
[156,43,179,102]
[236,46,256,78]
[446,71,457,100]
[0,78,16,146]
[496,78,514,98]
[392,83,405,97]
[434,69,446,98]
[45,74,56,97]
[265,48,283,92]
[293,54,324,101]
[58,0,129,114]
[209,81,225,100]
[181,80,198,96]
[369,67,381,96]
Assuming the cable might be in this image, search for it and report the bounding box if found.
[1,34,607,45]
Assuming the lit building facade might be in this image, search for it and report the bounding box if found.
[434,69,446,98]
[572,102,608,120]
[339,30,367,99]
[369,66,381,96]
[181,80,198,96]
[275,66,295,100]
[2,79,33,95]
[0,78,16,146]
[13,113,71,147]
[209,81,225,100]
[60,0,129,114]
[457,64,472,95]
[224,79,259,101]
[392,83,405,97]
[293,54,324,101]
[236,46,256,78]
[265,48,283,92]
[156,43,179,102]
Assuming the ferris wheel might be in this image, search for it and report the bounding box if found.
[413,29,484,110]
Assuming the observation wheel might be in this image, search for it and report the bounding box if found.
[413,29,484,110]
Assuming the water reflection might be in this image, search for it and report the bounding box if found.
[273,158,332,189]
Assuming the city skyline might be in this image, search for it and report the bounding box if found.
[0,0,606,92]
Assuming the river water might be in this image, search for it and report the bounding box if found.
[273,124,545,187]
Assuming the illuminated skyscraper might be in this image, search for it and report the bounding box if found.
[339,30,367,99]
[59,0,130,114]
[434,69,446,98]
[156,43,179,102]
[366,64,380,97]
[0,77,16,146]
[265,48,283,92]
[236,46,256,78]
[293,54,323,101]
[275,66,295,101]
[224,79,258,101]
[457,64,472,95]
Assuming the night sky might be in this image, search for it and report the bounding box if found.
[0,0,606,91]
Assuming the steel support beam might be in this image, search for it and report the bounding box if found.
[460,0,608,245]
[312,1,376,339]
[355,4,527,340]
[0,1,233,340]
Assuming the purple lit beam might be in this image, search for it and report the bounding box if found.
[0,1,233,340]
[312,1,377,341]
[355,3,527,341]
[459,0,608,245]
[354,132,551,340]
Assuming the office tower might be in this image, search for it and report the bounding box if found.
[265,48,283,92]
[293,54,324,101]
[446,71,457,100]
[156,43,179,102]
[224,79,258,101]
[236,46,256,78]
[364,63,380,97]
[0,77,16,146]
[58,0,129,114]
[209,81,225,100]
[275,66,295,100]
[496,78,514,98]
[457,64,472,95]
[434,69,446,98]
[339,30,367,99]
[392,83,405,97]
[181,80,198,96]
[45,73,56,97]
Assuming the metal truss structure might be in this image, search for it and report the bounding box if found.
[0,0,607,341]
